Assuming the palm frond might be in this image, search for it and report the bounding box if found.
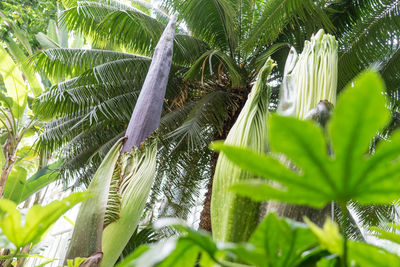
[241,0,334,53]
[184,50,244,87]
[338,0,400,90]
[350,202,399,230]
[59,123,125,186]
[167,90,236,149]
[162,0,238,54]
[61,0,131,10]
[33,57,152,119]
[381,47,400,93]
[31,48,149,80]
[60,0,160,55]
[118,226,161,262]
[150,136,213,221]
[60,1,209,65]
[130,0,170,20]
[173,35,211,66]
[251,42,291,73]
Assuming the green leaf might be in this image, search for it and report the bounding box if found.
[371,224,400,245]
[157,239,201,267]
[328,71,390,193]
[307,218,400,266]
[116,245,151,267]
[249,213,318,267]
[347,241,400,267]
[3,161,62,204]
[0,191,92,247]
[0,46,27,118]
[120,215,317,267]
[47,19,59,44]
[213,71,400,207]
[316,256,338,267]
[117,239,179,267]
[305,219,342,256]
[67,257,87,267]
[0,228,15,250]
[3,167,28,203]
[35,32,61,49]
[116,220,223,267]
[16,146,37,160]
[0,11,32,54]
[4,37,42,96]
[20,161,62,203]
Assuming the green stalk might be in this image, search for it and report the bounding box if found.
[5,249,18,267]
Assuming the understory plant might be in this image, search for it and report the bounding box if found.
[0,192,91,266]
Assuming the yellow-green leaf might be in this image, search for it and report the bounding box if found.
[0,46,27,118]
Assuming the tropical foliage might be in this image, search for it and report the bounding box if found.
[30,0,400,226]
[0,0,400,266]
[121,70,400,267]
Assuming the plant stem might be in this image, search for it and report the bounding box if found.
[340,203,348,267]
[5,248,19,267]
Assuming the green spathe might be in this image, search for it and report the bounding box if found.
[101,142,157,267]
[65,140,122,260]
[294,29,337,119]
[210,58,275,242]
[278,29,338,119]
[65,15,176,265]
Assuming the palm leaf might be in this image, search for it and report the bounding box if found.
[338,0,400,90]
[33,57,152,119]
[167,90,235,149]
[162,0,238,54]
[60,1,209,65]
[31,48,149,79]
[241,0,334,53]
[184,50,244,87]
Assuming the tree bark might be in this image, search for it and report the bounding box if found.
[198,153,218,232]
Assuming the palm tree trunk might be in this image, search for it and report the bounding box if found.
[198,153,218,232]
